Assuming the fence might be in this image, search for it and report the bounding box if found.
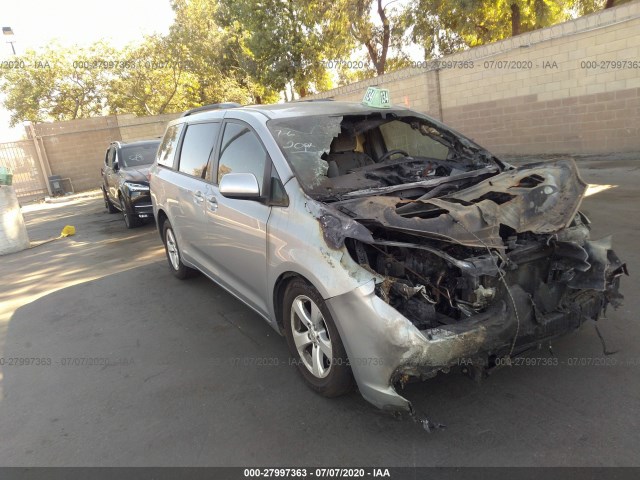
[0,140,48,202]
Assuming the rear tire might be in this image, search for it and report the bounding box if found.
[162,220,197,279]
[283,279,354,397]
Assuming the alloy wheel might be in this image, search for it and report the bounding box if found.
[290,295,333,379]
[165,228,180,271]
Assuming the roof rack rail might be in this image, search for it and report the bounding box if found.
[181,103,242,117]
[296,98,334,102]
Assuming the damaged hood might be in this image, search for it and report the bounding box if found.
[334,159,587,248]
[121,165,151,183]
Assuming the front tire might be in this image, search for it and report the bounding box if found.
[162,220,196,279]
[283,279,354,397]
[120,197,142,229]
[103,188,118,213]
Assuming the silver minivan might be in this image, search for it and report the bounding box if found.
[150,96,625,413]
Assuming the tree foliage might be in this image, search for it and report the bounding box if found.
[216,0,354,98]
[107,35,201,116]
[571,0,633,15]
[408,0,571,59]
[169,0,273,104]
[0,43,114,126]
[339,0,412,76]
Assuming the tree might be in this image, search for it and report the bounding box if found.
[106,35,201,116]
[338,0,411,75]
[216,0,353,97]
[168,0,270,105]
[408,0,571,58]
[571,0,633,15]
[0,42,113,126]
[401,7,467,59]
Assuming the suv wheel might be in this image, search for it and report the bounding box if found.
[103,188,118,213]
[162,220,196,279]
[283,279,354,397]
[120,197,141,228]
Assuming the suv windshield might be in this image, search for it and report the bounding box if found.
[120,143,159,168]
[267,112,498,200]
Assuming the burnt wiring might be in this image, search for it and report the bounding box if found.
[368,243,452,306]
[446,213,521,360]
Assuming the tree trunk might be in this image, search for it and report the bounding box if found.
[377,0,390,75]
[604,0,616,8]
[511,3,521,36]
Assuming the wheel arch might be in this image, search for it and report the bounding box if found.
[272,272,315,334]
[155,208,169,239]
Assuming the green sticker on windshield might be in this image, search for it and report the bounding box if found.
[362,87,391,109]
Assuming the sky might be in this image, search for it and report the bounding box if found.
[0,0,176,140]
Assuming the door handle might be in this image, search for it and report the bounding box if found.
[206,195,218,211]
[194,191,204,203]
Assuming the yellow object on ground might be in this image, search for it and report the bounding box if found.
[60,225,76,237]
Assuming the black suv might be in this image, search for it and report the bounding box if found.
[101,139,161,228]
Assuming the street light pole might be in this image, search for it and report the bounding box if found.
[2,27,16,55]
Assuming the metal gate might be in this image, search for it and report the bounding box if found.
[0,140,48,202]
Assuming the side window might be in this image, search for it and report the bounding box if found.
[178,122,220,178]
[217,122,267,194]
[269,164,288,206]
[157,123,184,169]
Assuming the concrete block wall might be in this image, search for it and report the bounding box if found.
[306,2,640,156]
[31,113,180,192]
[34,116,122,192]
[117,113,181,142]
[439,2,640,154]
[309,68,439,117]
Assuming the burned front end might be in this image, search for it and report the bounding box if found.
[268,106,626,412]
[327,158,626,410]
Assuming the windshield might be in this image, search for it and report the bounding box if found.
[267,112,498,200]
[120,143,160,168]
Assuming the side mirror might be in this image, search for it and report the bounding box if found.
[219,172,260,199]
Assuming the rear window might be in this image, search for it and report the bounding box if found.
[157,123,184,169]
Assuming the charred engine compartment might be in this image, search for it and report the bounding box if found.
[346,238,496,329]
[344,212,626,333]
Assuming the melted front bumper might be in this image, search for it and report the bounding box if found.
[326,278,619,413]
